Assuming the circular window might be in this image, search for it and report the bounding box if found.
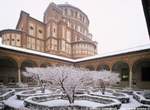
[30,26,34,30]
[39,30,42,34]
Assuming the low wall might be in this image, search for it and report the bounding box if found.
[24,94,121,110]
[0,89,15,101]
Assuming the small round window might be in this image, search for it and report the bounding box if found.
[30,26,34,30]
[39,30,42,34]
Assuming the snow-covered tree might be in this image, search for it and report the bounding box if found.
[46,66,90,104]
[24,66,90,104]
[23,67,49,93]
[91,70,120,94]
[24,66,120,103]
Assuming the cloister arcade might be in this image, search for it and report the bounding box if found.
[0,57,53,85]
[0,47,150,89]
[77,50,150,89]
[0,47,72,86]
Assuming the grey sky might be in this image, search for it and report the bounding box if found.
[0,0,149,54]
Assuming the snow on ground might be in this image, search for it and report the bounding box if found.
[40,99,105,108]
[120,95,143,110]
[92,91,129,99]
[94,91,113,96]
[4,95,24,109]
[3,92,150,110]
[17,89,52,96]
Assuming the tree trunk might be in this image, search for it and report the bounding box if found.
[61,83,74,104]
[101,87,105,95]
[100,81,105,95]
[72,89,75,103]
[67,94,74,104]
[41,84,46,93]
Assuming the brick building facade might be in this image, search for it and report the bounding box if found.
[0,3,97,59]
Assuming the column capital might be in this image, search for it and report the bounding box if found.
[17,61,22,68]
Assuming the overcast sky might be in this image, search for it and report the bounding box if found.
[0,0,149,54]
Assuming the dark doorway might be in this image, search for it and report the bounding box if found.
[142,67,150,81]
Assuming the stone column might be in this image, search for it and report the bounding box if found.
[18,63,22,84]
[37,63,41,87]
[109,64,113,72]
[129,71,132,88]
[129,65,133,88]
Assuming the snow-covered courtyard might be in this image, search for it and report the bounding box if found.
[1,89,150,110]
[0,66,150,110]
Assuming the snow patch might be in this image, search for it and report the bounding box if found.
[4,95,24,109]
[120,95,142,110]
[40,99,105,108]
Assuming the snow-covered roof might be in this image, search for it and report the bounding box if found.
[75,43,150,62]
[0,42,150,63]
[0,44,75,62]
